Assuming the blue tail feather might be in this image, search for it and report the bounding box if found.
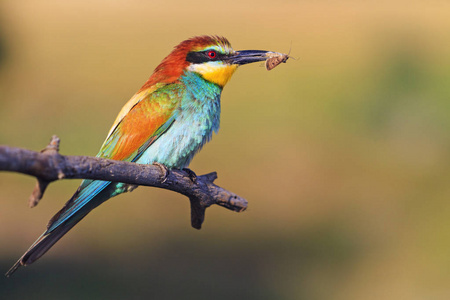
[6,179,116,277]
[47,180,112,232]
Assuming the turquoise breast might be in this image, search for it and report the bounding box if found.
[137,71,222,168]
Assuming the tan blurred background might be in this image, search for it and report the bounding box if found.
[1,0,450,299]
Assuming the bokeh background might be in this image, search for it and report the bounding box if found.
[1,0,450,299]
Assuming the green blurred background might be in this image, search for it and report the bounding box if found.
[1,0,450,299]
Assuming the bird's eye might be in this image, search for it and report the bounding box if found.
[207,50,217,59]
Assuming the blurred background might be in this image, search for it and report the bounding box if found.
[1,0,450,299]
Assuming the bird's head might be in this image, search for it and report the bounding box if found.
[141,36,279,90]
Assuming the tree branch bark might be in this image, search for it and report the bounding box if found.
[0,136,248,229]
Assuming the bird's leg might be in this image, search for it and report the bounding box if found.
[182,168,197,183]
[152,162,169,183]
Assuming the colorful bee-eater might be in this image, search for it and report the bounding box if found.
[7,35,286,276]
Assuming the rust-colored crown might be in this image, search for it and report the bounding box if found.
[139,36,231,92]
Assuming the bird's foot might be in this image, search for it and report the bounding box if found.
[182,168,197,183]
[153,162,169,183]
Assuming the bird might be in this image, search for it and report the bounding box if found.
[6,35,283,276]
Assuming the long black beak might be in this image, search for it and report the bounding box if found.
[228,50,275,65]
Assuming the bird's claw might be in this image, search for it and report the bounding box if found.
[182,168,197,183]
[153,162,169,183]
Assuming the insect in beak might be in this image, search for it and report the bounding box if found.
[265,53,290,71]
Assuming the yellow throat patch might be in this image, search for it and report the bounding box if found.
[189,63,238,87]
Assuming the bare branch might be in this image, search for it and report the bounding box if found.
[28,135,61,208]
[0,136,248,229]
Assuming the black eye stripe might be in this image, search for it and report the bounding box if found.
[186,50,228,63]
